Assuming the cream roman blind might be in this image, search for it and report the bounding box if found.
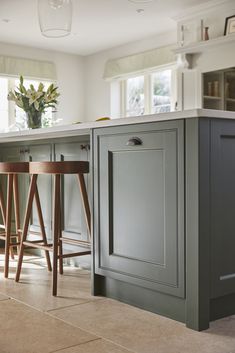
[104,45,176,81]
[0,56,57,81]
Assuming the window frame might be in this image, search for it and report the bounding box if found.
[120,64,177,118]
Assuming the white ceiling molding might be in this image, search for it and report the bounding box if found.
[172,0,234,22]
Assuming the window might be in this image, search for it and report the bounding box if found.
[126,75,145,117]
[0,78,9,131]
[151,70,171,114]
[0,77,55,131]
[121,66,176,118]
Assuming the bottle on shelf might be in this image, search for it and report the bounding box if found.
[204,27,209,41]
[213,81,219,97]
[225,82,230,98]
[208,82,213,96]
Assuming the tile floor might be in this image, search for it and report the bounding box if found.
[0,254,235,353]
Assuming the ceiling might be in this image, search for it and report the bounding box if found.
[0,0,214,56]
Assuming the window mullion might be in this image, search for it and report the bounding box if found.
[144,74,151,115]
[8,78,16,126]
[120,80,126,118]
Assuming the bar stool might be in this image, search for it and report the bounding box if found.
[16,161,91,296]
[0,162,29,277]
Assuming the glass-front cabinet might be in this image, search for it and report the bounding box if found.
[203,68,235,112]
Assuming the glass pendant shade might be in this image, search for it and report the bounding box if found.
[38,0,72,38]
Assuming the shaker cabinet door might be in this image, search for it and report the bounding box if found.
[211,120,235,298]
[54,141,90,242]
[0,146,25,228]
[26,144,52,240]
[93,121,184,297]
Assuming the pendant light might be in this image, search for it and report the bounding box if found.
[38,0,73,38]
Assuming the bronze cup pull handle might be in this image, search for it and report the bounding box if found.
[126,137,142,146]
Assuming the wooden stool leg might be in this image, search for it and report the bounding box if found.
[0,182,15,260]
[15,175,37,282]
[77,174,91,238]
[35,185,52,272]
[13,174,21,256]
[5,174,13,278]
[58,180,63,275]
[52,174,60,296]
[0,183,6,229]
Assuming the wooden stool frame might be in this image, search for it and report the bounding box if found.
[0,162,29,278]
[16,163,91,296]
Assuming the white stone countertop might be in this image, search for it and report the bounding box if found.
[0,109,235,143]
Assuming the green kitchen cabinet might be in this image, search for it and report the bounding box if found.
[92,116,235,331]
[92,120,185,298]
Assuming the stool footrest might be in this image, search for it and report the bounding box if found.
[59,251,91,259]
[10,242,20,247]
[60,237,91,248]
[23,241,53,251]
[0,234,20,240]
[18,229,41,236]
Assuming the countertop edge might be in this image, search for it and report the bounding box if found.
[0,109,235,143]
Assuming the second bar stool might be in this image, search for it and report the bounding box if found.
[16,161,91,296]
[0,162,29,277]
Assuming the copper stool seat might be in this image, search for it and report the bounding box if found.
[0,162,29,277]
[16,161,91,296]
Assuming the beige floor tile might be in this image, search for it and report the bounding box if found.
[50,298,235,353]
[0,256,101,312]
[0,299,97,353]
[0,293,9,301]
[52,339,133,353]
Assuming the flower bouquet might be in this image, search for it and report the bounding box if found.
[8,76,60,129]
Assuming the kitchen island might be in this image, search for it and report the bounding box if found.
[1,108,235,331]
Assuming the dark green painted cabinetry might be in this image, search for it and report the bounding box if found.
[211,120,235,298]
[93,120,184,297]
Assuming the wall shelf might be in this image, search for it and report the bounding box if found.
[174,33,235,55]
[204,95,221,100]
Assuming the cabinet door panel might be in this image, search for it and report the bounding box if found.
[111,149,164,263]
[94,121,184,297]
[55,141,89,241]
[27,144,52,240]
[211,120,235,297]
[0,146,26,227]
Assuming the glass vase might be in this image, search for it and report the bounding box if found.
[26,111,42,129]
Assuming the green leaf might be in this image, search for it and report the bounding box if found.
[47,84,54,93]
[38,82,44,92]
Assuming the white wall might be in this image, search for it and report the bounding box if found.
[84,31,177,122]
[0,42,85,125]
